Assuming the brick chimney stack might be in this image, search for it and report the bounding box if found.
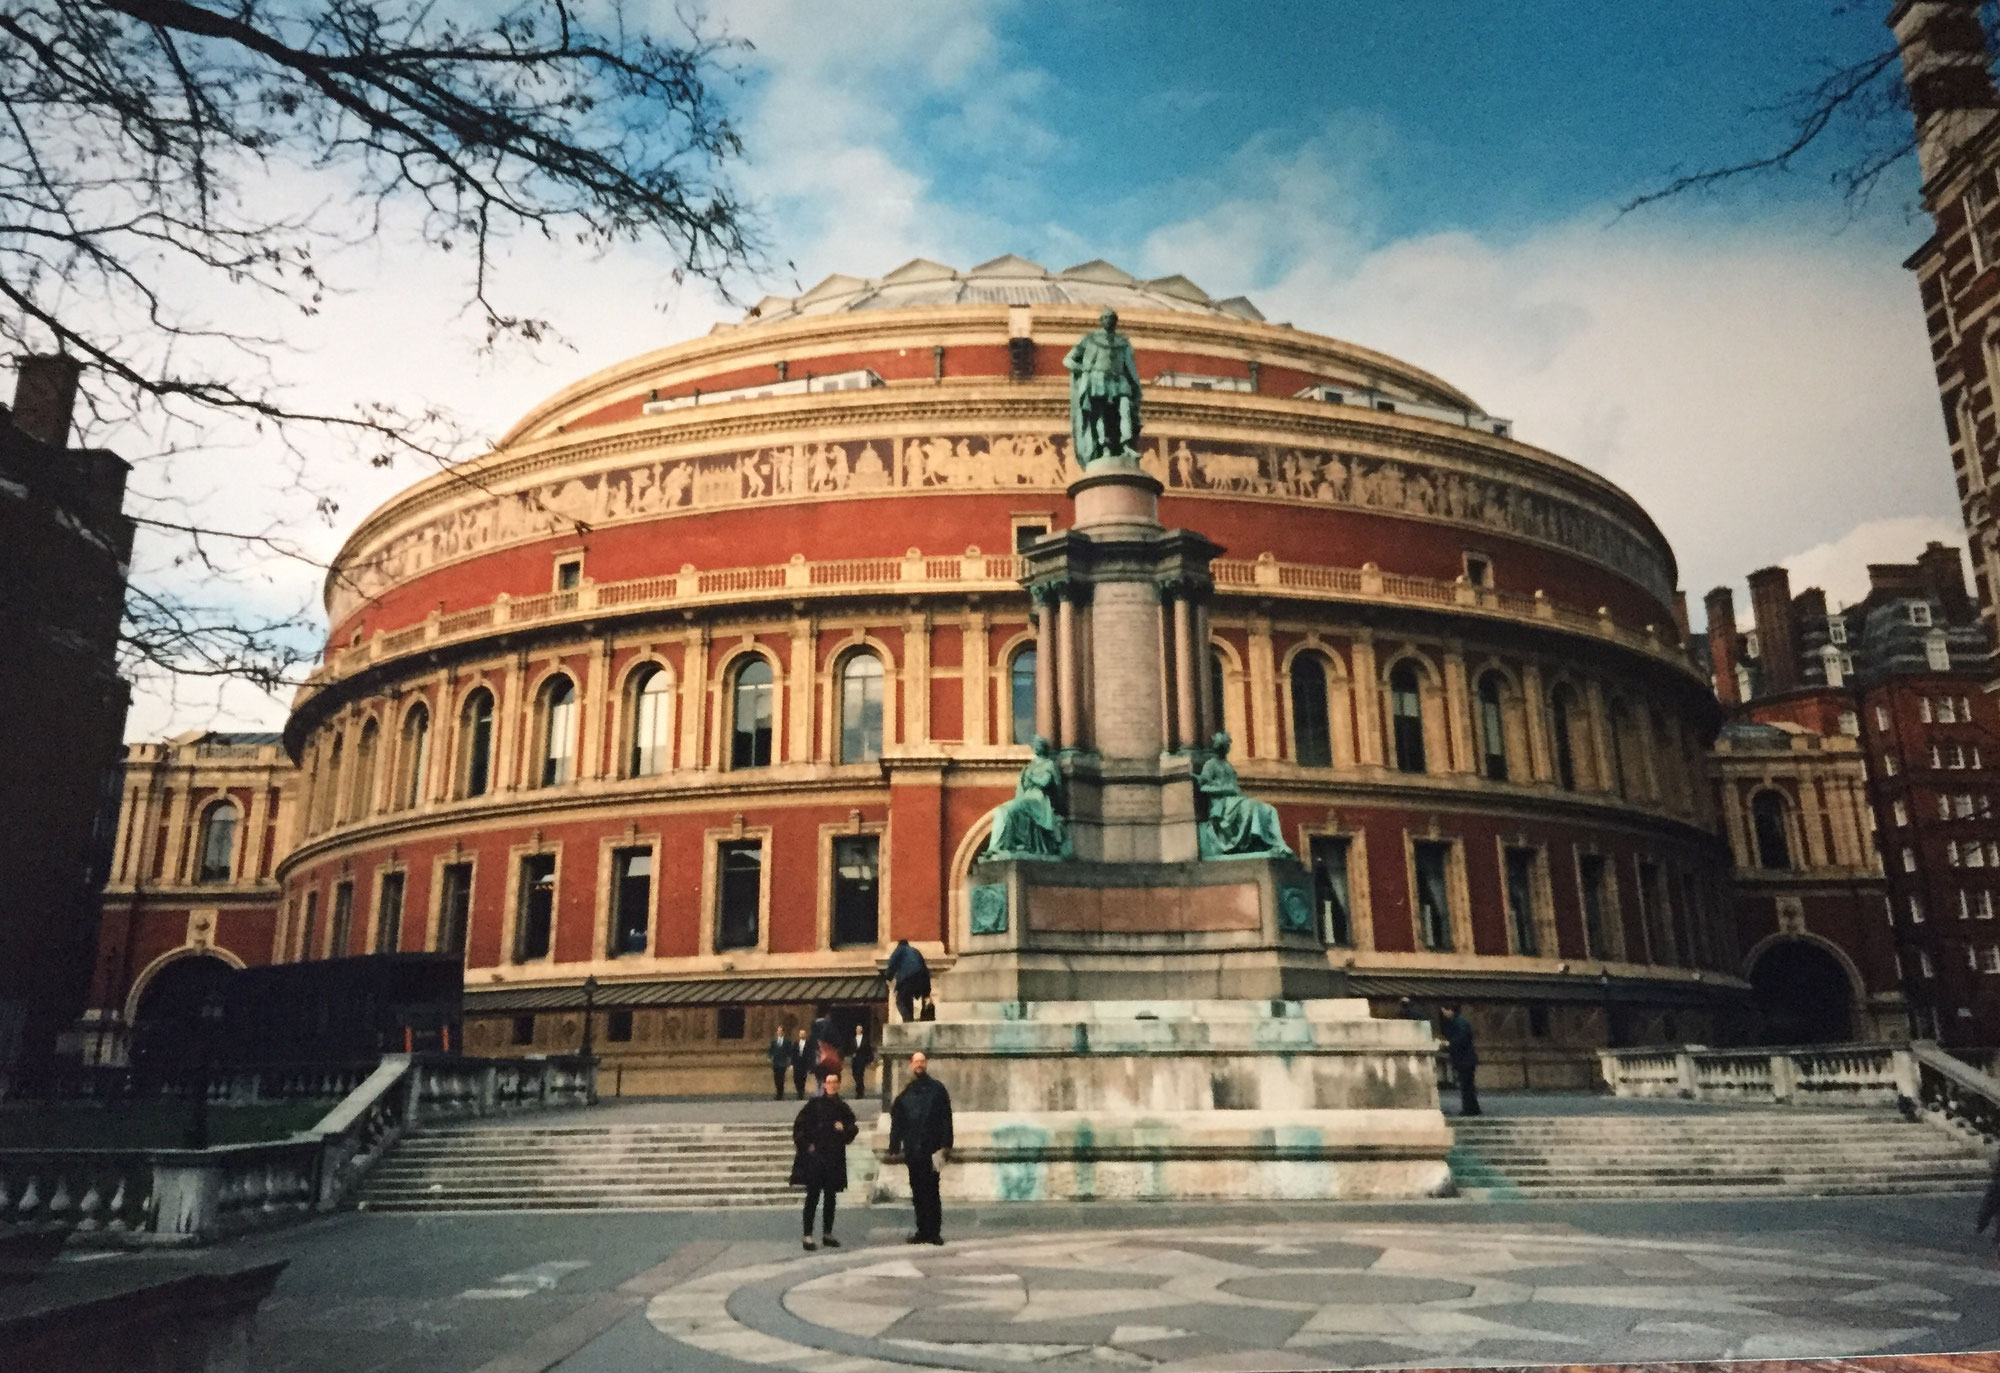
[1916,540,1973,622]
[1889,1,2000,183]
[1704,586,1742,706]
[10,355,82,449]
[1747,565,1801,694]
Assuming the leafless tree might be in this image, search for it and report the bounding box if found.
[1,1,755,697]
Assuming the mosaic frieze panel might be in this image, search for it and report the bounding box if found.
[333,433,1670,620]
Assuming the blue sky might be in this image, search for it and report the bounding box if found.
[131,2,1969,733]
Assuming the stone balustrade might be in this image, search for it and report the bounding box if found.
[1599,1043,2000,1132]
[0,1052,595,1245]
[300,550,1695,700]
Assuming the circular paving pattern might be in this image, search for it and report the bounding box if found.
[648,1222,2000,1372]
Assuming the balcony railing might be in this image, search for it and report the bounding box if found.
[305,551,1693,696]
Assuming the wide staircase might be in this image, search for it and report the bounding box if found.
[1450,1107,1994,1200]
[357,1119,797,1212]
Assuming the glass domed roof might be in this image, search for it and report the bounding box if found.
[739,255,1264,325]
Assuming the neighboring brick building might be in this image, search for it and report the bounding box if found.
[79,732,296,1064]
[1891,1,2000,631]
[1704,543,2000,1046]
[0,356,133,1078]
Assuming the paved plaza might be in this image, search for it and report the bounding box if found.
[25,1186,1994,1373]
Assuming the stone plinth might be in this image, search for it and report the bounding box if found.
[873,999,1453,1203]
[948,855,1345,1002]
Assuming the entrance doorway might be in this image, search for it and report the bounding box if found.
[129,954,236,1080]
[1748,940,1854,1044]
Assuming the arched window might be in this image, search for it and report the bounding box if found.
[539,675,577,785]
[1009,647,1037,745]
[1389,662,1426,774]
[840,652,885,763]
[195,801,237,884]
[1550,684,1579,791]
[1751,791,1792,870]
[731,657,775,768]
[1607,702,1631,798]
[398,704,430,810]
[629,665,673,777]
[1290,655,1332,767]
[319,733,345,830]
[350,718,379,820]
[1476,672,1509,781]
[460,688,494,797]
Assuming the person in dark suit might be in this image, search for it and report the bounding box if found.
[789,1028,809,1099]
[849,1024,875,1095]
[767,1029,792,1100]
[887,1050,954,1244]
[1440,1005,1481,1117]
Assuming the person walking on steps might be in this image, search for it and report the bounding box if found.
[1440,1004,1481,1117]
[767,1028,793,1101]
[790,1027,810,1100]
[849,1024,875,1095]
[888,1050,954,1245]
[791,1069,858,1251]
[884,938,931,1023]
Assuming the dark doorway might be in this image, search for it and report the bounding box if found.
[130,954,237,1080]
[1749,940,1854,1044]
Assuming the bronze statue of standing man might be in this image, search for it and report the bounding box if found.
[1064,308,1141,467]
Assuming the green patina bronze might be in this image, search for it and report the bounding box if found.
[983,736,1074,860]
[1196,732,1297,860]
[1064,308,1142,467]
[968,882,1010,934]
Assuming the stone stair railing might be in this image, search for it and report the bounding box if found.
[1601,1042,2000,1146]
[0,1052,594,1245]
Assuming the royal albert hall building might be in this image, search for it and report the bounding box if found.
[276,256,1741,1094]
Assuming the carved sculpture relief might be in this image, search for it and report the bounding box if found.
[331,432,1672,621]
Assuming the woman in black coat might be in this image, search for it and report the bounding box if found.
[791,1068,859,1250]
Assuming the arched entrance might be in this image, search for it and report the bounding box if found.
[1748,939,1854,1044]
[129,954,237,1080]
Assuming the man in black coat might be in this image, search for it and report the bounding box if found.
[791,1070,858,1251]
[849,1024,875,1095]
[767,1029,793,1101]
[887,1050,954,1244]
[1440,1005,1481,1117]
[789,1028,810,1100]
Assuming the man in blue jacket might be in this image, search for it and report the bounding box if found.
[884,938,930,1023]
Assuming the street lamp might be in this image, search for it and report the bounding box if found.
[185,992,226,1150]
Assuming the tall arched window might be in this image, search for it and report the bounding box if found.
[1290,655,1332,767]
[1009,647,1037,745]
[1389,662,1426,774]
[195,801,237,884]
[460,688,494,797]
[628,665,673,777]
[1476,672,1509,781]
[1606,702,1631,798]
[1550,684,1579,790]
[319,733,345,830]
[539,675,577,785]
[398,704,430,810]
[1751,790,1792,870]
[350,718,380,820]
[840,652,885,763]
[731,657,775,768]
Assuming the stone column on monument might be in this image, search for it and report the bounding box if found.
[1033,591,1058,743]
[1172,587,1198,751]
[1056,585,1082,751]
[1193,599,1215,742]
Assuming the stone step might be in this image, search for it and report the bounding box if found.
[1460,1179,1991,1200]
[360,1193,795,1212]
[1449,1163,1989,1182]
[1461,1144,1977,1161]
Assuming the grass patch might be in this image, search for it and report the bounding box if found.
[0,1102,330,1149]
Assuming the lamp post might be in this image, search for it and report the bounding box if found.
[185,992,226,1150]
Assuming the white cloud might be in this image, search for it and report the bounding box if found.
[1767,515,1970,610]
[1136,128,1962,605]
